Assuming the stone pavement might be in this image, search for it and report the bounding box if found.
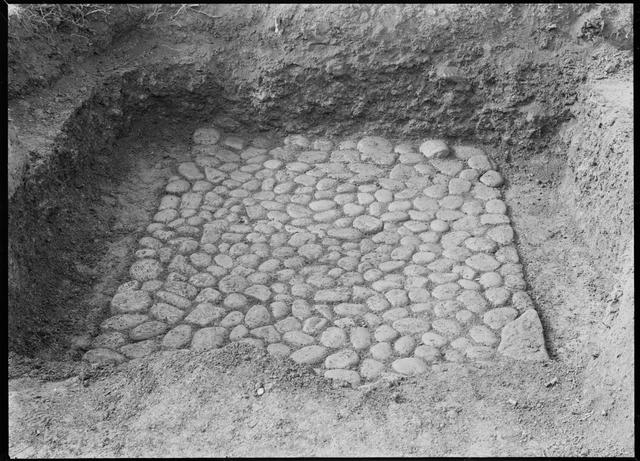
[84,128,548,386]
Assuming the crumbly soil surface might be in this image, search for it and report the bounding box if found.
[7,3,633,457]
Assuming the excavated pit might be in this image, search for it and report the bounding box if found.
[9,66,550,378]
[7,3,633,456]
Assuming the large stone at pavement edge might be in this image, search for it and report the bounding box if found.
[497,309,548,361]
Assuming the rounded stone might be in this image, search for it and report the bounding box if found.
[358,358,384,380]
[480,170,504,187]
[468,155,492,172]
[130,259,163,282]
[120,339,159,359]
[479,272,503,288]
[414,345,441,362]
[466,253,501,272]
[267,343,291,357]
[191,327,227,350]
[185,303,226,326]
[111,290,152,314]
[356,136,396,165]
[244,305,271,329]
[324,369,361,386]
[394,335,416,356]
[223,293,248,310]
[353,215,383,234]
[487,225,515,245]
[485,287,512,306]
[290,345,328,365]
[432,283,461,300]
[166,180,190,194]
[325,348,360,369]
[419,140,449,159]
[83,348,126,365]
[302,316,328,335]
[320,327,348,348]
[392,317,431,335]
[374,324,399,342]
[421,332,448,348]
[469,325,499,346]
[370,342,393,361]
[431,318,462,338]
[162,324,193,349]
[483,307,518,330]
[392,357,428,375]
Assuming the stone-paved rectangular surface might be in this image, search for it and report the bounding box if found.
[84,128,548,386]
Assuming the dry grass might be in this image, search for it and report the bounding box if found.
[7,4,114,43]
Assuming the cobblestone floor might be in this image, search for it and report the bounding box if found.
[84,128,547,385]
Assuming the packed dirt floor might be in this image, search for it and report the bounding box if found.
[7,3,634,457]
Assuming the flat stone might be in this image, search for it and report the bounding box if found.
[498,309,548,361]
[419,139,450,159]
[392,357,428,375]
[191,327,227,350]
[290,345,328,364]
